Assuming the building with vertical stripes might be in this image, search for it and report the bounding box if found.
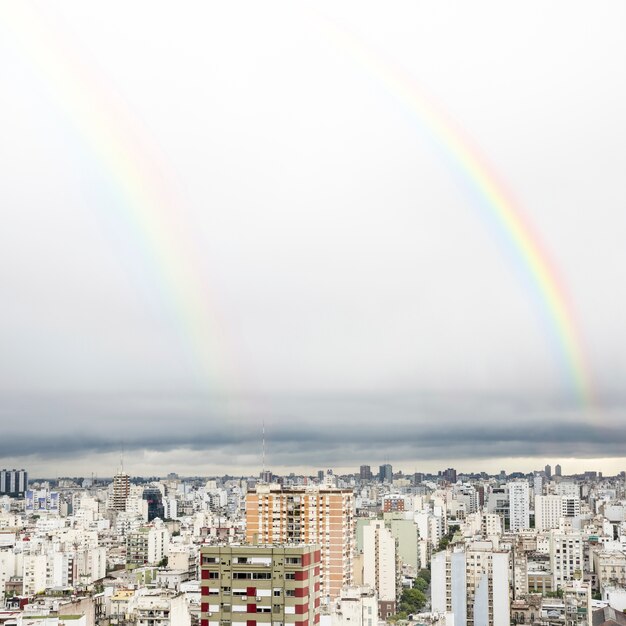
[246,485,354,604]
[0,469,28,497]
[200,545,320,626]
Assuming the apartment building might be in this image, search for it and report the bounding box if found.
[362,520,398,618]
[550,532,583,589]
[432,543,510,626]
[508,482,530,533]
[246,485,354,603]
[199,545,320,626]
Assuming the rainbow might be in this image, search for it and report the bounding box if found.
[0,4,238,393]
[321,19,595,405]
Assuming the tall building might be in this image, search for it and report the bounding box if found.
[508,481,530,532]
[0,469,28,497]
[363,520,398,619]
[544,465,552,479]
[555,464,562,477]
[441,468,457,484]
[379,465,392,483]
[199,544,321,626]
[431,543,510,626]
[549,531,583,589]
[143,487,165,521]
[359,466,372,481]
[246,485,354,603]
[111,472,130,511]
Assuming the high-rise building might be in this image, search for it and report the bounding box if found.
[363,520,398,619]
[441,468,457,484]
[143,487,165,521]
[0,469,28,497]
[508,481,530,532]
[199,544,321,626]
[359,465,372,481]
[544,465,552,479]
[555,464,562,477]
[432,543,510,626]
[379,465,392,483]
[246,485,354,603]
[111,472,130,511]
[550,531,583,589]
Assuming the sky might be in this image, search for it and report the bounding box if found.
[1,1,625,478]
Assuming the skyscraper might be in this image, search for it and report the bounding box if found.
[544,464,552,479]
[359,465,372,481]
[0,469,28,497]
[508,481,530,532]
[111,471,130,511]
[555,464,562,477]
[246,484,354,603]
[379,464,392,483]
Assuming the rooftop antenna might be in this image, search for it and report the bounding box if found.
[262,419,266,479]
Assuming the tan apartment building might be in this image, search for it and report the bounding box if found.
[200,544,321,626]
[246,485,354,603]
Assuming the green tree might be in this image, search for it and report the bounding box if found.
[417,569,431,584]
[414,577,428,592]
[399,587,427,614]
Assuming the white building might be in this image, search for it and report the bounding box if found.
[330,586,378,626]
[363,520,397,618]
[432,543,509,626]
[508,482,530,533]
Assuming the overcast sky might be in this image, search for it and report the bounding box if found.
[1,1,625,477]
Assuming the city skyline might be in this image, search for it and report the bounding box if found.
[1,1,625,475]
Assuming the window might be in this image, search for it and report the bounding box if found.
[285,573,295,580]
[286,590,295,597]
[203,556,220,564]
[273,590,281,597]
[285,558,301,565]
[206,572,219,579]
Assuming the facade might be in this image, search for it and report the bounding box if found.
[126,524,170,567]
[143,488,165,522]
[508,482,530,533]
[432,543,510,626]
[112,472,131,512]
[0,469,28,497]
[550,532,583,589]
[199,545,320,626]
[359,466,372,481]
[330,587,378,626]
[362,520,397,618]
[379,465,393,484]
[246,485,354,603]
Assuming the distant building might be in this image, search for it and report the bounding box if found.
[360,465,372,481]
[556,464,562,477]
[112,472,130,511]
[143,487,165,521]
[545,465,552,479]
[508,481,530,532]
[379,464,393,483]
[441,468,457,484]
[0,469,28,497]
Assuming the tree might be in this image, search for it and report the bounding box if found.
[417,569,431,584]
[399,587,427,614]
[414,577,428,592]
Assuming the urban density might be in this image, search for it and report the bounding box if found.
[1,463,626,626]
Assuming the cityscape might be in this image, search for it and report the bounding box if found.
[2,1,626,626]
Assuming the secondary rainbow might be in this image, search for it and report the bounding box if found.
[322,20,594,405]
[0,4,237,393]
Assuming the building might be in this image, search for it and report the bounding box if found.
[126,524,170,567]
[363,520,398,618]
[555,464,562,477]
[545,465,552,479]
[0,470,27,497]
[112,472,131,511]
[508,482,530,533]
[441,469,457,484]
[359,466,372,481]
[143,488,165,522]
[330,586,378,626]
[431,543,510,626]
[383,496,406,513]
[199,544,320,626]
[550,532,583,589]
[246,485,354,603]
[379,465,393,484]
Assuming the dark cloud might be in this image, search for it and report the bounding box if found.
[1,390,624,469]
